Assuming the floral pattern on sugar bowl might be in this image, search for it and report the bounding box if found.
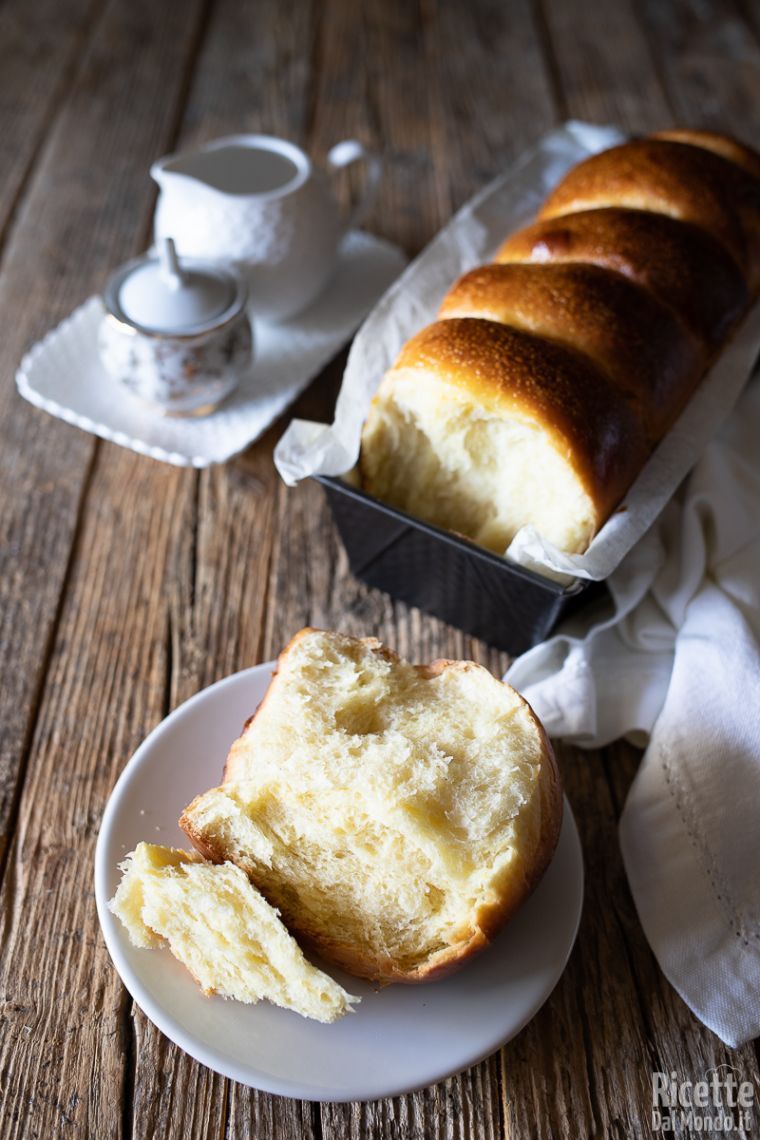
[99,244,253,417]
[98,310,252,416]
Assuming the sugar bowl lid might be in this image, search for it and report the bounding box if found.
[103,239,247,335]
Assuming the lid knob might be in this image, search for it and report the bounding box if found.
[158,237,186,291]
[115,241,237,333]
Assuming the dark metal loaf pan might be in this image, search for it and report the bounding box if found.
[316,474,603,656]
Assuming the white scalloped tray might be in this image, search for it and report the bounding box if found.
[16,231,406,468]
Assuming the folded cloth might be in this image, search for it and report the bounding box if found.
[507,374,760,1048]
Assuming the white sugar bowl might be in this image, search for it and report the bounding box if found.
[99,239,252,416]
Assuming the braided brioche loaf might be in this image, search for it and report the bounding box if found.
[360,130,760,555]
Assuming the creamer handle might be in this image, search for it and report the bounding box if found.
[327,140,382,233]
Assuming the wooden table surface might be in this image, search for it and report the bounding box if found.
[2,0,759,1136]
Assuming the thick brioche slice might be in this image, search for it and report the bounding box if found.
[181,629,562,984]
[360,317,649,555]
[109,841,358,1022]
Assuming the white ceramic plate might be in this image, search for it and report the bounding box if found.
[95,662,583,1102]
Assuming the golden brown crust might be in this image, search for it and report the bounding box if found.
[181,629,564,985]
[178,806,223,864]
[494,206,749,351]
[388,317,650,529]
[539,139,760,288]
[439,262,704,438]
[652,129,760,182]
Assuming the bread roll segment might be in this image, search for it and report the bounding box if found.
[438,262,703,437]
[361,318,649,554]
[652,129,760,181]
[181,628,563,984]
[539,139,760,287]
[360,130,760,556]
[494,207,749,351]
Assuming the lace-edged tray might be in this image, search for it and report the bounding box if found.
[16,231,406,468]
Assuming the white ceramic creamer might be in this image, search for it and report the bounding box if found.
[152,134,380,322]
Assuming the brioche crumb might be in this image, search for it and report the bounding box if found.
[361,369,595,554]
[181,629,561,983]
[109,842,358,1023]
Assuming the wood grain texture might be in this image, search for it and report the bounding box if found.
[1,0,758,1136]
[0,0,108,871]
[539,0,669,134]
[0,0,211,873]
[0,0,103,246]
[0,0,213,1136]
[637,0,760,141]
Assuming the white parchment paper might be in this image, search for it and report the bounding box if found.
[275,121,760,584]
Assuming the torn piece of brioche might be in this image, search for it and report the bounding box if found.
[180,629,562,985]
[109,841,358,1023]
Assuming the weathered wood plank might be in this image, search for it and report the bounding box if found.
[0,0,210,869]
[0,452,198,1140]
[637,0,760,140]
[539,0,669,133]
[225,1095,320,1140]
[305,0,447,251]
[424,0,559,212]
[128,1019,228,1140]
[0,0,215,1136]
[0,0,102,246]
[0,0,109,867]
[321,1055,506,1140]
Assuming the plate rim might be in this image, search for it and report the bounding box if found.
[94,661,584,1102]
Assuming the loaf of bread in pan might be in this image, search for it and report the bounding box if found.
[360,130,760,555]
[110,841,358,1022]
[180,628,562,984]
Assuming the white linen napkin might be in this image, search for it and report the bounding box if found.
[507,373,760,1047]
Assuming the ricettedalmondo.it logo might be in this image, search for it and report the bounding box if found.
[651,1065,755,1133]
